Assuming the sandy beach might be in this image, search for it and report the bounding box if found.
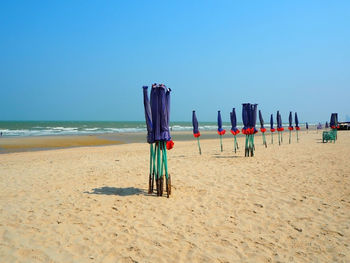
[0,130,349,262]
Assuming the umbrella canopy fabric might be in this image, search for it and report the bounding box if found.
[270,114,275,132]
[295,112,300,130]
[192,111,200,137]
[277,111,284,131]
[259,110,266,132]
[159,85,171,141]
[242,103,250,133]
[306,122,309,129]
[251,104,258,133]
[143,86,154,143]
[230,108,240,135]
[330,113,339,128]
[288,111,293,130]
[217,110,226,135]
[150,84,172,142]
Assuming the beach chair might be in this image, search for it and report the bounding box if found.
[322,129,336,143]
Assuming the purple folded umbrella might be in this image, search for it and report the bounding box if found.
[250,104,258,133]
[143,86,154,143]
[270,114,275,131]
[192,110,200,136]
[295,112,299,129]
[230,108,239,134]
[288,111,293,130]
[259,110,265,130]
[150,84,171,142]
[242,103,250,134]
[277,111,283,130]
[217,110,224,134]
[330,113,338,128]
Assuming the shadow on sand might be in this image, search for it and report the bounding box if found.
[85,186,146,196]
[213,155,242,159]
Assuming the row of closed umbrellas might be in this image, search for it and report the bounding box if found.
[192,105,302,156]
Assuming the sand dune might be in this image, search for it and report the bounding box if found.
[0,131,349,262]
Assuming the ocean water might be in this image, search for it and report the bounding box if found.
[0,121,306,137]
[0,121,236,137]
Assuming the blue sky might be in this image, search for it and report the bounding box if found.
[1,1,349,122]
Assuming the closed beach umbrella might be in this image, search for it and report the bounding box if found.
[230,108,240,153]
[148,84,173,197]
[259,110,267,147]
[251,105,258,133]
[277,111,284,145]
[250,104,258,156]
[242,103,257,157]
[295,112,300,142]
[150,84,161,141]
[192,110,201,154]
[143,86,153,144]
[270,114,275,144]
[330,113,338,129]
[217,110,226,152]
[288,111,293,144]
[143,86,155,194]
[242,103,250,157]
[325,121,329,129]
[306,122,309,133]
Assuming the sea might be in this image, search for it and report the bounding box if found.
[0,121,237,137]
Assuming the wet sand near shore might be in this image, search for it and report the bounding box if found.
[0,131,231,154]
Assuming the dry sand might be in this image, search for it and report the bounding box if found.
[0,131,349,262]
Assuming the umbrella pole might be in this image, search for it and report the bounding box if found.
[151,143,157,193]
[296,130,299,142]
[233,136,237,153]
[220,135,223,152]
[156,142,161,196]
[271,133,273,144]
[235,136,239,149]
[278,132,281,145]
[197,137,202,155]
[162,141,171,198]
[251,134,255,157]
[262,133,267,148]
[281,131,283,143]
[159,142,165,196]
[245,135,248,157]
[289,130,291,144]
[148,143,153,194]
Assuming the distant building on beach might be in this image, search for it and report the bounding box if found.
[338,122,350,130]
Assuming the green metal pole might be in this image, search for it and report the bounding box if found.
[162,142,168,180]
[271,132,273,144]
[289,130,291,144]
[162,141,171,197]
[156,142,161,196]
[281,131,283,143]
[278,132,281,145]
[197,137,202,155]
[296,130,299,142]
[149,144,153,176]
[220,135,223,152]
[148,144,153,194]
[234,136,237,153]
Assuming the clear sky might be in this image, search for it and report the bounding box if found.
[1,1,349,123]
